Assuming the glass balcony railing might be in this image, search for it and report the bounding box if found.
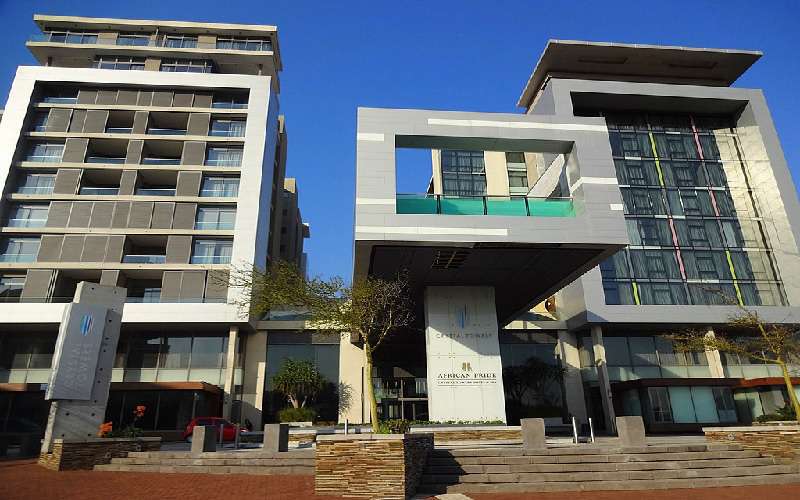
[30,33,273,52]
[199,189,238,197]
[42,96,78,104]
[204,159,242,167]
[142,158,181,165]
[79,187,119,195]
[135,188,176,196]
[30,33,98,44]
[147,128,187,136]
[0,254,37,263]
[211,102,248,109]
[395,194,576,217]
[194,221,235,230]
[16,186,54,195]
[85,156,126,164]
[122,254,167,264]
[190,255,231,264]
[24,155,62,163]
[6,218,47,228]
[106,127,133,134]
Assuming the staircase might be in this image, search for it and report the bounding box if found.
[94,449,315,475]
[418,443,800,494]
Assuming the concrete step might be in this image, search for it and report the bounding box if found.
[94,463,314,475]
[429,444,743,458]
[425,456,780,475]
[417,472,800,494]
[426,449,762,466]
[109,456,315,466]
[420,464,798,486]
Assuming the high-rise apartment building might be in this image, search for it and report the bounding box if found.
[0,15,307,433]
[346,40,800,431]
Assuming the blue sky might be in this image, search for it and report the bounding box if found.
[1,0,798,280]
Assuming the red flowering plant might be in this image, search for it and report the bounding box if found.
[104,405,147,439]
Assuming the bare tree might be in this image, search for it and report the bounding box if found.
[228,260,414,432]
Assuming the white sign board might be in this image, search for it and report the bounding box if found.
[46,303,108,400]
[424,286,507,422]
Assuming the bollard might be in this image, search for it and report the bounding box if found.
[571,416,578,445]
[234,424,241,449]
[520,418,546,450]
[191,425,217,455]
[263,423,289,452]
[219,423,224,447]
[344,419,348,435]
[616,416,646,447]
[589,417,595,443]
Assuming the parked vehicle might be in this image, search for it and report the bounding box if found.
[182,417,240,442]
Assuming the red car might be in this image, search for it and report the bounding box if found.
[183,417,240,442]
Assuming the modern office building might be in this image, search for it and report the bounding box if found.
[0,15,313,436]
[279,178,310,275]
[344,40,800,431]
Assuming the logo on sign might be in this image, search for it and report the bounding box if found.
[457,304,468,329]
[79,314,93,336]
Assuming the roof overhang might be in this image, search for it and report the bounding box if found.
[517,40,761,109]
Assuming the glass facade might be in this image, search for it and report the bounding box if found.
[598,112,785,306]
[441,150,486,196]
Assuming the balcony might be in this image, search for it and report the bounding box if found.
[142,158,181,166]
[79,187,119,196]
[122,254,167,264]
[396,194,575,217]
[41,96,78,104]
[0,254,37,263]
[16,186,54,195]
[105,127,133,134]
[190,255,231,264]
[134,188,176,197]
[25,154,62,163]
[86,156,126,164]
[6,218,47,228]
[147,128,187,136]
[194,221,235,230]
[29,33,274,52]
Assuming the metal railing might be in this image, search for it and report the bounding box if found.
[135,188,176,196]
[395,194,576,217]
[79,187,119,195]
[30,33,274,52]
[122,254,167,264]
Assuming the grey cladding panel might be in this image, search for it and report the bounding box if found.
[132,111,149,134]
[53,169,81,195]
[126,140,143,164]
[128,202,154,228]
[96,90,117,105]
[137,91,154,106]
[119,170,138,195]
[83,110,109,133]
[166,235,192,263]
[81,235,108,262]
[60,235,85,262]
[100,270,122,286]
[173,92,194,107]
[152,91,173,107]
[181,141,206,165]
[161,271,181,301]
[46,201,72,227]
[112,202,131,228]
[105,235,124,262]
[89,201,114,228]
[68,109,86,133]
[180,271,207,300]
[187,113,210,136]
[76,90,97,105]
[117,90,138,106]
[38,235,64,262]
[67,202,92,228]
[176,171,202,196]
[194,93,212,108]
[46,108,72,133]
[205,270,229,300]
[62,138,89,163]
[21,269,55,300]
[151,202,175,229]
[172,203,197,229]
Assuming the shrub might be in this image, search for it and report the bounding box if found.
[755,405,797,423]
[377,419,412,434]
[278,406,316,423]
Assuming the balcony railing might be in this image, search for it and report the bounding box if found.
[199,189,238,197]
[30,33,274,52]
[42,97,78,104]
[190,255,231,264]
[135,188,176,196]
[211,102,248,109]
[86,156,126,164]
[6,218,47,228]
[194,221,235,230]
[122,254,167,264]
[147,128,187,136]
[204,159,242,167]
[395,194,576,217]
[209,129,245,137]
[0,254,37,263]
[105,127,133,134]
[79,187,119,195]
[24,155,62,163]
[142,158,181,165]
[16,186,54,195]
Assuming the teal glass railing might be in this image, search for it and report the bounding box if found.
[396,194,575,217]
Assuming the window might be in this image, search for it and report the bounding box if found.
[31,111,49,132]
[205,147,243,167]
[696,255,719,280]
[441,150,486,197]
[212,94,248,109]
[638,219,660,246]
[507,170,528,191]
[6,204,49,228]
[41,88,78,104]
[43,30,98,44]
[712,387,737,423]
[162,35,197,48]
[25,142,63,163]
[195,206,236,230]
[200,176,239,197]
[210,119,246,137]
[0,275,25,302]
[648,387,673,423]
[160,59,213,73]
[17,173,55,194]
[0,237,40,263]
[687,221,709,246]
[116,33,150,46]
[93,56,145,70]
[191,239,232,264]
[216,37,272,51]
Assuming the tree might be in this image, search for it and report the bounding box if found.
[272,358,325,409]
[229,260,414,432]
[667,306,800,422]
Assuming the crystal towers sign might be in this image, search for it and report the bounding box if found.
[424,286,507,422]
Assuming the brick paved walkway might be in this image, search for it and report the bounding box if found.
[2,459,798,500]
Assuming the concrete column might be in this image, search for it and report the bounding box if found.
[591,325,616,433]
[222,326,239,420]
[705,327,725,378]
[241,330,267,427]
[615,416,646,447]
[557,330,587,423]
[338,333,367,424]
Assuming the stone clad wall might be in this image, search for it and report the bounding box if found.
[426,429,520,442]
[704,425,800,461]
[315,434,434,499]
[38,438,161,471]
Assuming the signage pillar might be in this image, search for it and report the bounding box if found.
[41,282,126,454]
[424,286,506,422]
